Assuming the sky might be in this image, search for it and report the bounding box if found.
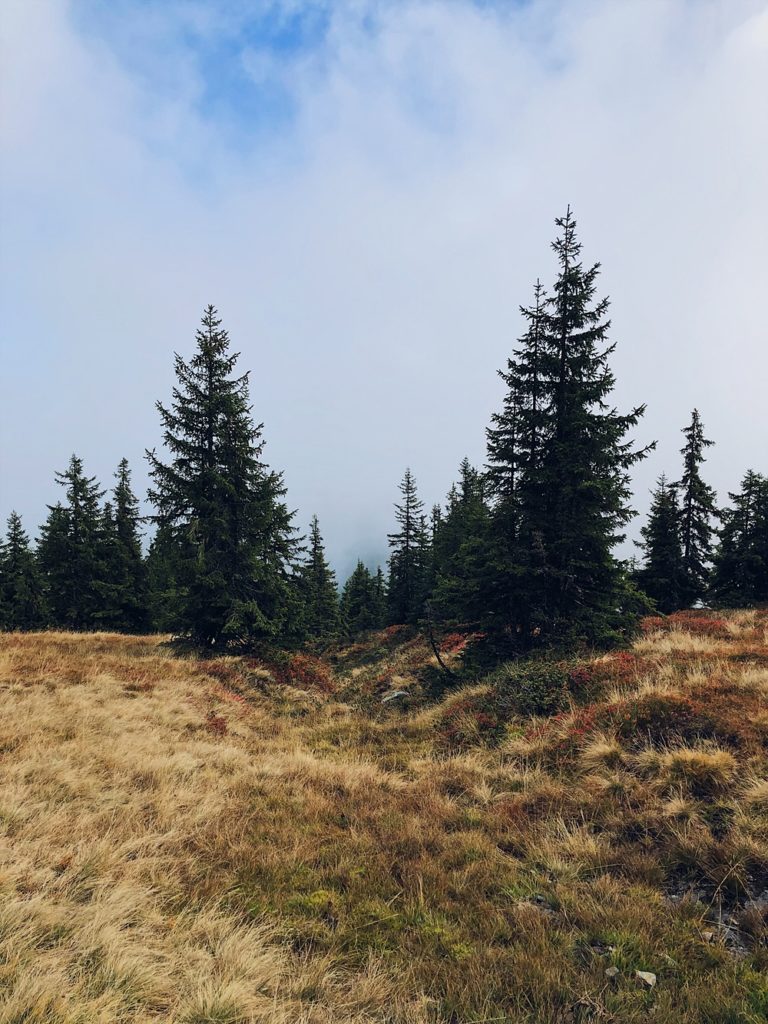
[1,0,767,580]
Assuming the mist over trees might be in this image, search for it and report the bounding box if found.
[2,213,765,651]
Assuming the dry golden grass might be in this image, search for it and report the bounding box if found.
[0,634,428,1023]
[1,611,768,1023]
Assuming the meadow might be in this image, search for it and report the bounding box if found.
[1,611,767,1023]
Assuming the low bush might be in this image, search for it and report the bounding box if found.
[436,688,504,749]
[268,651,336,693]
[612,693,717,747]
[492,661,569,718]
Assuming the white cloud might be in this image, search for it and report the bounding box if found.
[1,0,767,576]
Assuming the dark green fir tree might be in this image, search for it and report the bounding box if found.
[371,566,388,629]
[299,515,340,641]
[341,560,377,636]
[95,459,149,632]
[432,459,493,625]
[387,468,429,625]
[37,455,105,629]
[675,409,718,606]
[711,471,768,606]
[636,474,685,614]
[146,305,300,648]
[0,512,45,630]
[482,210,652,650]
[538,209,652,642]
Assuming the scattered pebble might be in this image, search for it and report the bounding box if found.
[636,970,657,988]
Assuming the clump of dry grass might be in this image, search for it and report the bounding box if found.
[1,612,768,1023]
[659,747,738,796]
[741,777,768,808]
[580,733,625,772]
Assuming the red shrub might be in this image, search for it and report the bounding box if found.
[668,612,730,637]
[643,611,731,639]
[440,632,469,654]
[438,631,485,655]
[438,695,504,749]
[274,653,335,694]
[567,665,595,693]
[641,616,666,634]
[566,652,648,696]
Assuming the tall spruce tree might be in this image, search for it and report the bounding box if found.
[711,471,768,606]
[482,210,652,649]
[341,560,377,636]
[0,512,45,630]
[299,516,340,641]
[387,469,428,624]
[36,503,69,627]
[37,455,106,629]
[146,305,300,648]
[636,474,685,614]
[95,459,149,631]
[540,209,651,641]
[675,409,718,606]
[371,566,388,629]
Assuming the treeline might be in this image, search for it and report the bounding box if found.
[2,211,766,650]
[637,411,768,613]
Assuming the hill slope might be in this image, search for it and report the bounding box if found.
[1,612,767,1023]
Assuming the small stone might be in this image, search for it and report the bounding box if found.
[381,690,409,703]
[636,970,657,988]
[605,966,619,980]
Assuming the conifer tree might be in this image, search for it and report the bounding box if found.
[539,209,651,641]
[95,459,149,631]
[432,460,494,625]
[387,469,428,624]
[636,474,685,614]
[37,455,106,629]
[482,210,652,649]
[341,561,376,636]
[299,515,340,641]
[0,512,45,630]
[711,471,768,606]
[371,567,388,629]
[146,306,300,648]
[36,503,69,626]
[675,409,718,606]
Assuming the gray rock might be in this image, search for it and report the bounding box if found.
[381,690,409,703]
[636,970,657,988]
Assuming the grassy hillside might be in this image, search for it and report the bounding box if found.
[1,612,767,1023]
